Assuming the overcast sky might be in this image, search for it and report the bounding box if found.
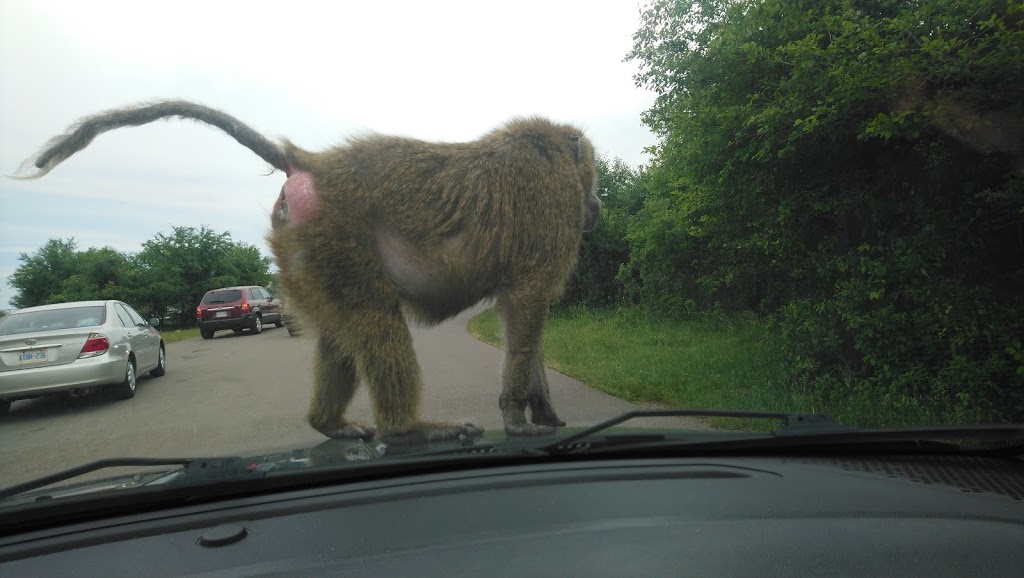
[0,0,659,310]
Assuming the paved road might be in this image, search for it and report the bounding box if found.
[0,306,701,489]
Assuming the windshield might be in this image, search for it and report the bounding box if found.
[0,0,1020,507]
[0,307,106,335]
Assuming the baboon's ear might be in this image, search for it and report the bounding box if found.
[569,135,581,163]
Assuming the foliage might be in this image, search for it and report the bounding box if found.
[626,0,1024,422]
[136,226,272,327]
[8,227,273,329]
[469,307,822,430]
[159,328,201,344]
[8,239,80,309]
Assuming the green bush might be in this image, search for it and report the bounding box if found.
[626,0,1024,422]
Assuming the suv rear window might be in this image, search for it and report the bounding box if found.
[202,290,242,304]
[0,306,107,336]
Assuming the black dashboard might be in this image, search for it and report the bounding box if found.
[2,454,1023,576]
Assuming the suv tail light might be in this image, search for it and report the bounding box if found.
[78,333,110,359]
[241,301,251,314]
[196,306,203,320]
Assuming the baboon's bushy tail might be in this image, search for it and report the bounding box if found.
[15,99,290,179]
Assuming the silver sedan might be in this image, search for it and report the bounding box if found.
[0,300,166,415]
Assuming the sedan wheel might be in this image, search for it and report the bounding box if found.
[110,359,137,400]
[150,345,167,377]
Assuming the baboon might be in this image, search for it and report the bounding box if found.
[18,100,601,444]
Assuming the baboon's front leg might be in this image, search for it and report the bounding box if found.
[497,292,561,435]
[307,334,375,440]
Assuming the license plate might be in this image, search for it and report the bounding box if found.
[18,349,47,364]
[216,311,228,318]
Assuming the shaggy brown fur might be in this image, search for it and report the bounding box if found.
[18,100,601,444]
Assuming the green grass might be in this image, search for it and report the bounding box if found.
[160,328,200,344]
[468,307,814,430]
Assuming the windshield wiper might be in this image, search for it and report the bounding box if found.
[542,409,847,450]
[0,457,251,501]
[540,410,1024,456]
[411,410,1024,460]
[403,410,835,460]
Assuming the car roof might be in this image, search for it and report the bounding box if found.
[10,300,113,314]
[205,286,261,292]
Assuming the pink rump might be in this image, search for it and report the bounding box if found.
[275,171,319,225]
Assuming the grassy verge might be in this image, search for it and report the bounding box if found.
[160,328,200,344]
[469,307,975,429]
[468,307,812,430]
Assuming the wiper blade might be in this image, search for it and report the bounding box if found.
[540,409,847,452]
[0,456,249,501]
[404,410,1024,462]
[572,424,1024,458]
[542,410,1024,456]
[404,410,841,460]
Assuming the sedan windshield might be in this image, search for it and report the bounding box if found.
[0,307,106,336]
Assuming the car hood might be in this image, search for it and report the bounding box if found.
[0,425,725,507]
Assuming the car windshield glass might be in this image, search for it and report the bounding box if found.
[0,0,1019,511]
[202,290,241,304]
[0,307,106,336]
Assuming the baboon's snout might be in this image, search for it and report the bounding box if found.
[583,195,602,232]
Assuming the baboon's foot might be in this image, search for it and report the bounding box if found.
[380,421,485,445]
[505,422,557,436]
[531,414,566,427]
[528,401,566,427]
[312,421,376,440]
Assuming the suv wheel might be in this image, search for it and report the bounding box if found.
[250,314,263,335]
[200,329,214,340]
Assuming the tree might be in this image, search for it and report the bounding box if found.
[9,239,79,309]
[7,226,273,328]
[48,247,136,304]
[627,0,1024,421]
[137,226,273,327]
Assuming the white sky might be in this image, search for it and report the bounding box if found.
[0,0,658,309]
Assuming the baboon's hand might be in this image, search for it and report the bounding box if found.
[380,421,484,445]
[315,422,377,440]
[505,422,558,436]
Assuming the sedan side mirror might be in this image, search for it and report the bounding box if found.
[149,318,161,327]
